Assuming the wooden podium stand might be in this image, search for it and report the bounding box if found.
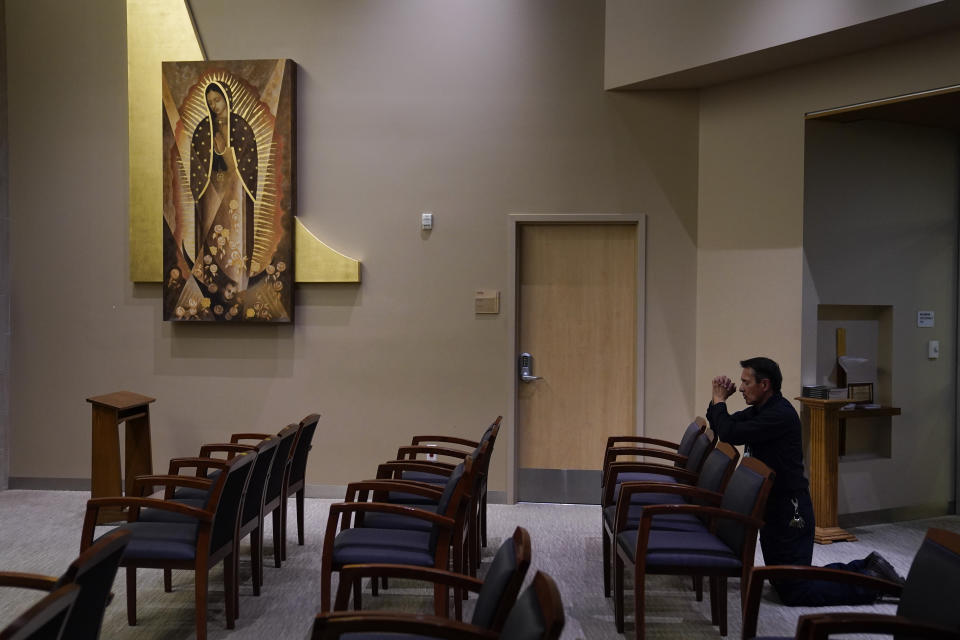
[797,397,857,544]
[798,396,901,544]
[87,391,156,524]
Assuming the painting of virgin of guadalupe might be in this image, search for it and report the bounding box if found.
[162,59,295,322]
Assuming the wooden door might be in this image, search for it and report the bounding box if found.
[517,222,638,502]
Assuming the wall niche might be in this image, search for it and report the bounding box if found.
[817,304,894,460]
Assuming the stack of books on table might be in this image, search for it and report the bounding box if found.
[801,385,830,399]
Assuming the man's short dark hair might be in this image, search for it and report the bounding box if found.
[740,357,782,393]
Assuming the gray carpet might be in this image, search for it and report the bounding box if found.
[0,490,957,639]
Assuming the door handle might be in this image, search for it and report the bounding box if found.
[519,352,543,383]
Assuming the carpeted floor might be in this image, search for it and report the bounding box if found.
[0,490,956,639]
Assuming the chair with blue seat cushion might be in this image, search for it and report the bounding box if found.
[0,529,130,640]
[79,451,256,640]
[0,583,79,640]
[334,525,531,633]
[602,441,740,597]
[603,427,716,506]
[614,456,775,640]
[742,527,960,640]
[320,457,474,615]
[602,417,706,480]
[374,441,489,578]
[403,416,502,548]
[311,570,565,640]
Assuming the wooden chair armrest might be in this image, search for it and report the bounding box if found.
[198,443,257,458]
[411,435,480,448]
[81,496,212,550]
[324,502,455,544]
[614,482,721,532]
[0,572,58,591]
[133,474,212,497]
[605,435,680,451]
[344,479,444,502]
[602,447,687,479]
[167,457,230,476]
[607,461,697,482]
[334,564,483,609]
[602,463,697,501]
[230,432,270,443]
[743,565,903,638]
[376,461,455,480]
[797,613,960,640]
[395,445,469,461]
[313,611,497,640]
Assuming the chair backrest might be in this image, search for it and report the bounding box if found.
[470,526,532,630]
[289,413,321,486]
[428,456,473,553]
[497,571,565,640]
[694,442,740,494]
[682,429,716,474]
[897,527,960,633]
[264,423,299,503]
[714,457,774,556]
[477,419,501,476]
[51,529,130,639]
[674,418,707,466]
[0,584,79,640]
[241,435,282,525]
[209,452,257,555]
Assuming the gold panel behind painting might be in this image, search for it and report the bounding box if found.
[162,60,295,322]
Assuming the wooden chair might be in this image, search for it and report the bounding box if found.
[404,416,502,547]
[230,423,300,570]
[375,438,492,578]
[335,526,531,633]
[603,425,716,507]
[742,527,960,639]
[312,570,565,640]
[196,434,282,612]
[602,441,740,598]
[80,452,256,640]
[0,584,79,640]
[0,530,130,640]
[320,456,475,615]
[601,417,707,491]
[614,457,775,639]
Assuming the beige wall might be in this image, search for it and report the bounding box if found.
[605,0,941,88]
[696,28,960,512]
[5,0,700,496]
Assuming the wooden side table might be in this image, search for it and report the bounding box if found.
[797,397,857,544]
[87,391,156,524]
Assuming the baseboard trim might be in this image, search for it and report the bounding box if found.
[838,501,956,528]
[305,484,347,499]
[9,477,91,491]
[488,490,507,504]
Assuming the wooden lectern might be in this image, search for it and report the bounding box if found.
[87,391,155,524]
[797,397,855,543]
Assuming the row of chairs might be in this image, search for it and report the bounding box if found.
[601,419,960,640]
[310,416,566,639]
[69,412,321,640]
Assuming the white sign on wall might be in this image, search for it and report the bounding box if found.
[917,310,935,328]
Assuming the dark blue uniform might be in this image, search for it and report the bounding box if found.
[707,393,876,606]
